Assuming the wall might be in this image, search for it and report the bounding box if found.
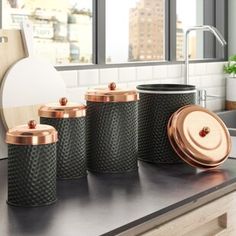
[0,61,226,159]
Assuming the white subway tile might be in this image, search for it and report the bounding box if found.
[162,78,182,84]
[119,67,136,82]
[200,75,226,88]
[145,79,162,84]
[127,81,148,89]
[100,68,118,84]
[188,76,201,88]
[78,69,99,86]
[66,87,87,104]
[60,71,78,88]
[206,62,225,75]
[205,87,226,98]
[206,99,225,112]
[167,65,182,78]
[192,63,207,76]
[137,66,152,81]
[152,65,167,79]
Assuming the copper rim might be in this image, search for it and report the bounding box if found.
[6,120,58,145]
[85,82,139,102]
[167,105,231,169]
[38,97,86,118]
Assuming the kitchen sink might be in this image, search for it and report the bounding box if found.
[217,110,236,158]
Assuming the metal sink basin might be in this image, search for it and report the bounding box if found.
[217,110,236,158]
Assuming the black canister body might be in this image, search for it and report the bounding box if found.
[40,117,86,179]
[137,84,196,164]
[6,121,58,207]
[39,98,87,179]
[86,101,138,173]
[8,143,57,207]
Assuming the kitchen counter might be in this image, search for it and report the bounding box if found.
[1,158,236,236]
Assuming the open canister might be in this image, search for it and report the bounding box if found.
[6,120,58,207]
[39,98,86,179]
[85,82,139,173]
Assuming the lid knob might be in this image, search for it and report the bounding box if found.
[28,120,37,129]
[199,127,210,137]
[59,97,68,106]
[108,82,116,91]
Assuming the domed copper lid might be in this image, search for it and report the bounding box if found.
[38,97,86,118]
[6,120,58,145]
[167,105,231,169]
[85,82,138,102]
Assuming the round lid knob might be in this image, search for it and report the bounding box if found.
[167,105,231,169]
[28,120,37,129]
[108,82,116,91]
[6,121,58,145]
[59,97,68,106]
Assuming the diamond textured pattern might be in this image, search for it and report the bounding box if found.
[40,117,86,179]
[138,92,196,163]
[8,143,57,207]
[86,101,138,173]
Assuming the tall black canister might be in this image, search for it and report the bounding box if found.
[39,97,87,179]
[85,82,139,173]
[137,84,196,164]
[6,120,58,207]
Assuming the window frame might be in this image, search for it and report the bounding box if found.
[0,0,228,71]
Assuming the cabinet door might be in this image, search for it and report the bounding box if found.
[141,191,236,236]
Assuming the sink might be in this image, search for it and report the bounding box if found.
[217,110,236,158]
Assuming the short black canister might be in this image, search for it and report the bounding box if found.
[85,82,139,173]
[6,120,58,207]
[39,97,86,179]
[137,84,196,164]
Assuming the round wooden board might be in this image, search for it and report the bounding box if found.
[0,57,66,129]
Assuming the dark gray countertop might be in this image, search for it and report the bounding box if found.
[1,158,236,236]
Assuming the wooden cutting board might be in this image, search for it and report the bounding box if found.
[0,29,26,84]
[0,24,66,129]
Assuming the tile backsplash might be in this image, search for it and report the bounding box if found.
[0,62,226,159]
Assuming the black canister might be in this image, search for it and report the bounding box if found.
[137,84,196,164]
[85,82,139,173]
[39,98,86,179]
[6,120,58,207]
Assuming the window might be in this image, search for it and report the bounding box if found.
[106,0,165,63]
[0,0,227,67]
[2,0,93,65]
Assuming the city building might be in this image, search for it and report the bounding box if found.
[129,0,164,61]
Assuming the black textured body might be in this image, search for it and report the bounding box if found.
[7,143,57,207]
[138,92,196,164]
[86,101,138,173]
[40,117,86,179]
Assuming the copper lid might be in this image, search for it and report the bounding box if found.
[167,105,231,169]
[6,120,58,145]
[85,82,138,102]
[38,97,86,118]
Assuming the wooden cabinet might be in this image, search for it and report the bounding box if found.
[121,191,236,236]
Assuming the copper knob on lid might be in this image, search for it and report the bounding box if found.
[108,82,116,91]
[28,120,37,129]
[59,97,68,106]
[199,127,210,137]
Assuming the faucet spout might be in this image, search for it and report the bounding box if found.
[184,25,227,85]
